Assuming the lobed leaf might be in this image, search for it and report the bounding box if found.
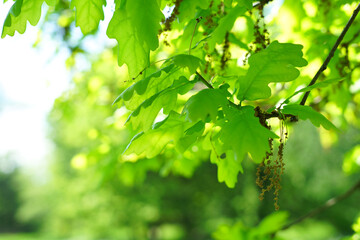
[237,41,308,101]
[71,0,106,35]
[124,111,193,158]
[114,64,182,110]
[172,54,203,73]
[282,104,337,130]
[106,0,163,76]
[219,106,278,163]
[2,0,45,38]
[203,131,243,188]
[127,76,194,131]
[182,88,228,122]
[211,149,243,188]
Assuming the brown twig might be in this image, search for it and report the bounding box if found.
[271,178,360,238]
[300,3,360,106]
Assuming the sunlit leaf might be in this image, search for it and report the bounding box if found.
[2,0,45,38]
[124,111,193,158]
[178,0,208,22]
[71,0,106,35]
[237,41,308,101]
[106,0,163,76]
[282,104,337,130]
[172,54,203,73]
[114,64,182,110]
[127,76,194,131]
[220,106,278,163]
[183,88,228,122]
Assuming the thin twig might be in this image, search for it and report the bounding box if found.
[274,179,360,235]
[195,71,214,89]
[300,3,360,106]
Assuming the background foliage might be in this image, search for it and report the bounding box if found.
[1,0,360,239]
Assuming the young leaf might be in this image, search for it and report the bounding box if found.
[124,111,192,158]
[237,41,308,101]
[177,0,208,22]
[219,106,278,163]
[182,88,228,122]
[282,104,337,130]
[211,149,243,188]
[114,64,182,110]
[106,0,163,76]
[71,0,106,35]
[204,131,243,188]
[107,7,149,77]
[172,54,203,73]
[207,4,247,51]
[126,0,163,51]
[127,76,194,131]
[176,121,205,153]
[2,0,45,38]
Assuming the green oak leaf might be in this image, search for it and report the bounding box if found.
[282,104,337,130]
[237,41,308,101]
[182,88,228,122]
[107,7,149,77]
[219,106,278,163]
[176,121,205,153]
[207,4,247,51]
[178,0,208,22]
[2,0,45,38]
[106,0,163,76]
[71,0,106,35]
[127,76,194,131]
[211,149,243,188]
[203,131,243,188]
[124,111,193,158]
[172,54,203,73]
[114,64,182,110]
[127,0,163,51]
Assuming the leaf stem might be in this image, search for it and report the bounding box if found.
[300,3,360,106]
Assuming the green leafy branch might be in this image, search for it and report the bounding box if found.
[299,2,360,106]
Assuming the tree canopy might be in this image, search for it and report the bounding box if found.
[1,0,360,239]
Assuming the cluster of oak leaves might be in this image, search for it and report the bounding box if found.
[1,0,338,208]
